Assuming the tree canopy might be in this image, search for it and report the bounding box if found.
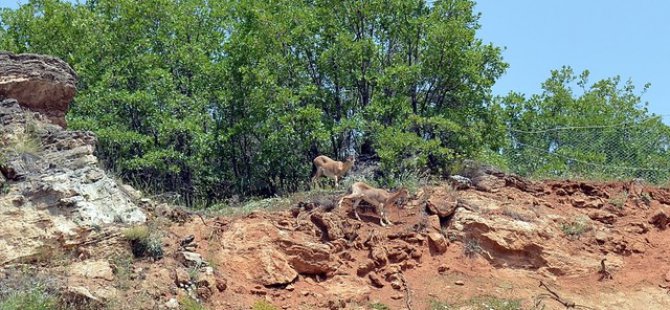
[2,0,668,206]
[1,0,508,205]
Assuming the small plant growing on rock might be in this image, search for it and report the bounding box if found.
[370,302,391,310]
[608,191,628,209]
[180,296,206,310]
[122,225,164,259]
[252,300,279,310]
[429,300,454,310]
[469,296,522,310]
[561,216,591,239]
[3,131,41,156]
[0,268,61,310]
[463,239,484,258]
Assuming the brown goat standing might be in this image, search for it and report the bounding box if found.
[338,181,408,226]
[311,155,355,188]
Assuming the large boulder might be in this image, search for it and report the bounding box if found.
[0,52,77,128]
[214,218,341,286]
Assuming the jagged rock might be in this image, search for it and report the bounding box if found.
[449,206,605,276]
[310,212,345,241]
[62,286,105,307]
[280,239,338,276]
[216,277,228,292]
[368,273,385,288]
[0,99,146,264]
[649,209,669,230]
[588,210,617,224]
[447,175,472,190]
[357,259,376,276]
[0,52,77,128]
[472,174,506,192]
[427,232,448,254]
[426,198,458,218]
[177,251,205,267]
[174,268,191,286]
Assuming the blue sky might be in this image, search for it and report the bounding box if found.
[475,0,670,120]
[3,0,669,119]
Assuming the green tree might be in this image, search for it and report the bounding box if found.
[0,0,507,205]
[500,66,670,182]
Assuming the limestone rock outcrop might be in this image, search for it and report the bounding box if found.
[0,52,77,128]
[1,75,144,264]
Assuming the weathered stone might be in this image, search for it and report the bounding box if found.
[177,251,205,267]
[368,273,385,288]
[572,198,587,208]
[427,232,448,254]
[649,209,669,230]
[68,260,114,281]
[472,174,506,192]
[216,277,228,292]
[165,298,179,309]
[454,280,465,286]
[63,286,103,306]
[357,259,376,277]
[426,199,458,217]
[588,210,617,224]
[174,268,191,286]
[0,52,77,128]
[280,239,337,276]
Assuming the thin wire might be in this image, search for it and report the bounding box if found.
[514,141,669,173]
[509,114,670,134]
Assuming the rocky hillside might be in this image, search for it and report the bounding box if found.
[1,52,670,310]
[0,52,146,265]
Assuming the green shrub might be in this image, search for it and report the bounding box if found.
[122,225,163,259]
[561,216,591,239]
[180,296,207,310]
[0,289,58,310]
[469,296,522,310]
[252,300,278,310]
[429,300,454,310]
[370,302,391,310]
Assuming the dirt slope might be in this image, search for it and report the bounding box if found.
[3,177,670,310]
[141,179,670,309]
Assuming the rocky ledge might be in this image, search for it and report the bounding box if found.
[0,52,77,128]
[0,53,145,264]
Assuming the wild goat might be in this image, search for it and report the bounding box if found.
[338,182,408,226]
[311,155,355,188]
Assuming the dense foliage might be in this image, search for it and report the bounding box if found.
[0,0,507,205]
[498,66,670,182]
[2,1,669,206]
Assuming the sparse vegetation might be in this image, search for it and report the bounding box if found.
[468,296,522,310]
[1,121,42,157]
[464,239,484,258]
[429,296,521,310]
[180,296,207,310]
[0,288,58,310]
[110,252,134,290]
[0,268,60,310]
[608,190,628,209]
[501,207,533,222]
[369,302,391,310]
[561,216,591,239]
[252,300,279,310]
[122,225,163,259]
[429,300,454,310]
